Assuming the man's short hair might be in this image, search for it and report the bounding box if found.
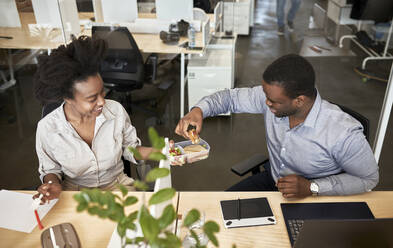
[263,54,316,99]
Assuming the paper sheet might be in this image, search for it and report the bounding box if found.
[0,190,58,233]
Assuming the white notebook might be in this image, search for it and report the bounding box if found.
[0,190,58,233]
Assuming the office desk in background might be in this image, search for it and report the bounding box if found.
[177,191,393,248]
[0,12,208,118]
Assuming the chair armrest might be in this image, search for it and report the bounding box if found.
[231,154,269,176]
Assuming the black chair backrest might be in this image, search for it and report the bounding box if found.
[92,26,144,91]
[334,103,370,142]
[41,102,62,119]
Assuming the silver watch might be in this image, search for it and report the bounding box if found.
[310,182,319,195]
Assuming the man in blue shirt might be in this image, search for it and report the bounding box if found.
[175,54,379,198]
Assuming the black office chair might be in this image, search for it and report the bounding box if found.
[92,26,158,115]
[40,102,139,179]
[231,103,370,177]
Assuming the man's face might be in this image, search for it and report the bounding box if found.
[261,80,298,117]
[66,73,106,117]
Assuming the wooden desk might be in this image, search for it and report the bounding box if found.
[177,191,393,248]
[0,191,177,248]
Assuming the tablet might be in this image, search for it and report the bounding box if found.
[220,197,276,228]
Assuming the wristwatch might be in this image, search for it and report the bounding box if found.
[310,181,319,196]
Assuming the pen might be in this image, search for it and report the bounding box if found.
[237,198,241,220]
[0,36,13,39]
[32,181,53,230]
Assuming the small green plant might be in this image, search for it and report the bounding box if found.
[73,127,220,248]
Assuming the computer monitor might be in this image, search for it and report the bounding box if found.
[101,0,138,23]
[156,0,193,22]
[0,0,21,27]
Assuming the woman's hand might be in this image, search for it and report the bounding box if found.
[32,176,62,204]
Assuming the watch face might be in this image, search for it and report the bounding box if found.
[311,182,319,193]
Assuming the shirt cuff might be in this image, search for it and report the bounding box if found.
[39,173,62,184]
[193,102,210,118]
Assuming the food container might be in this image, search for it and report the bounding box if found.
[169,138,210,165]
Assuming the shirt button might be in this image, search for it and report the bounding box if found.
[281,163,285,168]
[282,148,286,152]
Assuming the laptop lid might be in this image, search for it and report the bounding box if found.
[281,202,375,246]
[294,218,393,248]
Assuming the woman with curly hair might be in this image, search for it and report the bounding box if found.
[33,36,154,203]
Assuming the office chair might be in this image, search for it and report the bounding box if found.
[231,103,370,177]
[40,102,139,179]
[92,26,158,115]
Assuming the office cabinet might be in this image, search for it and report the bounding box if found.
[187,49,233,115]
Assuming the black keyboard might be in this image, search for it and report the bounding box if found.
[287,219,304,242]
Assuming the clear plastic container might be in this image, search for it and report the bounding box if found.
[169,139,210,165]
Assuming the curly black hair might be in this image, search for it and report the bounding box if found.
[34,36,107,105]
[263,54,316,99]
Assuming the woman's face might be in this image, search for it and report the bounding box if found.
[66,73,106,117]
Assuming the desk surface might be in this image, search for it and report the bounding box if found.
[3,191,390,248]
[177,191,393,248]
[0,12,205,54]
[0,191,175,248]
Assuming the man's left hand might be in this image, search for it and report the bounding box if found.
[277,174,312,198]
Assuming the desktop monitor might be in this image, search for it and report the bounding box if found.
[0,0,21,27]
[156,0,194,22]
[101,0,138,23]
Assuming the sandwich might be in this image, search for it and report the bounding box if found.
[183,144,207,154]
[187,125,200,144]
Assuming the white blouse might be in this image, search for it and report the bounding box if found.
[36,100,141,187]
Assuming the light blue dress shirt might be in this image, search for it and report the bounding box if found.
[194,86,379,195]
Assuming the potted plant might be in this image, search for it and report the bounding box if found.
[73,127,221,248]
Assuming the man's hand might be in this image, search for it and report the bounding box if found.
[277,174,312,199]
[175,107,203,139]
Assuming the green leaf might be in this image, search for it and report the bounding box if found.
[148,152,167,161]
[124,196,138,206]
[203,221,220,247]
[97,208,108,218]
[108,203,125,222]
[164,232,182,248]
[128,146,143,160]
[88,188,101,203]
[127,211,138,222]
[139,206,160,242]
[158,205,176,229]
[183,209,200,227]
[76,202,88,212]
[117,224,126,238]
[118,184,128,197]
[73,193,86,204]
[87,206,100,216]
[145,168,170,182]
[133,180,149,191]
[103,191,115,205]
[148,127,165,149]
[148,188,176,206]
